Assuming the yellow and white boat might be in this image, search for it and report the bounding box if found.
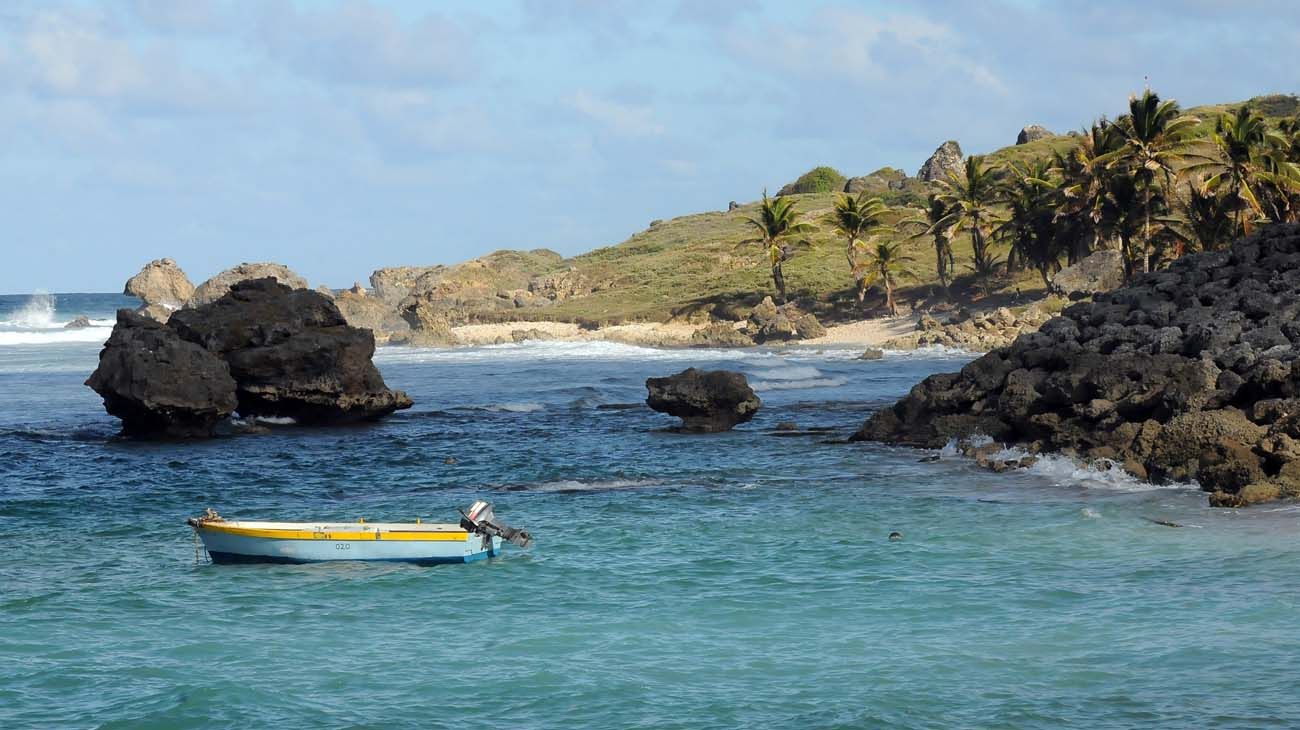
[187,501,533,565]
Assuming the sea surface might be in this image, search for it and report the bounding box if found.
[2,293,1299,729]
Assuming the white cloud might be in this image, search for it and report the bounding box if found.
[254,1,474,88]
[569,89,665,137]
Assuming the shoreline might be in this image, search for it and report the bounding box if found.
[437,314,924,349]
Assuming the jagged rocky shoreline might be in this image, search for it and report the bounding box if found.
[853,224,1300,507]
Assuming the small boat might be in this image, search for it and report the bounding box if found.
[187,501,533,565]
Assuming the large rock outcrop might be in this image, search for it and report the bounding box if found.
[169,279,412,423]
[88,279,411,436]
[333,287,409,344]
[124,258,194,322]
[1051,249,1126,298]
[393,250,570,333]
[370,265,441,304]
[853,224,1300,507]
[189,263,308,307]
[917,141,963,182]
[744,297,826,343]
[645,368,761,432]
[1016,125,1054,145]
[844,167,908,195]
[86,310,238,437]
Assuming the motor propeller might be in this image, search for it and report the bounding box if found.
[459,500,534,549]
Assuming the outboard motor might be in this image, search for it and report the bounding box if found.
[460,500,534,549]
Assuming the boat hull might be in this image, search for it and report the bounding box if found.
[194,523,502,565]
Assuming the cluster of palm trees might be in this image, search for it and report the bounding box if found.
[744,90,1300,313]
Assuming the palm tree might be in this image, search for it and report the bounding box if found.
[1166,182,1237,254]
[1255,116,1300,224]
[742,191,815,303]
[1185,105,1281,236]
[826,192,891,303]
[857,240,915,316]
[1057,120,1125,262]
[997,158,1063,286]
[914,194,956,293]
[935,155,1002,284]
[1104,89,1199,273]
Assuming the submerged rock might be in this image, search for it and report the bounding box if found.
[745,297,826,343]
[86,310,238,438]
[645,368,761,432]
[189,262,308,307]
[64,316,93,330]
[854,224,1300,507]
[169,278,412,424]
[124,258,194,322]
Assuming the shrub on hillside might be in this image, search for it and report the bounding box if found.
[777,166,847,196]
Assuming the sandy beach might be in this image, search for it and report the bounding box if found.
[448,316,918,348]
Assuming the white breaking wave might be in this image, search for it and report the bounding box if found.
[7,291,56,328]
[750,377,849,391]
[0,327,113,346]
[938,437,1192,493]
[481,402,545,413]
[375,339,785,364]
[525,478,662,492]
[883,345,978,360]
[255,416,298,425]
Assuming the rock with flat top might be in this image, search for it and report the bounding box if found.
[646,368,761,432]
[189,263,308,307]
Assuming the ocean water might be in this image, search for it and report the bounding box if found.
[2,293,1299,729]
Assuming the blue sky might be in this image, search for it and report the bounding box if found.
[2,0,1298,293]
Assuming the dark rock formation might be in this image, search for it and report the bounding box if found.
[917,141,963,182]
[691,323,755,348]
[189,263,308,307]
[645,368,761,432]
[859,348,884,360]
[86,310,238,437]
[124,258,194,322]
[1016,125,1054,145]
[1051,249,1125,298]
[728,201,740,212]
[853,224,1300,506]
[64,316,92,329]
[167,278,411,424]
[745,296,826,343]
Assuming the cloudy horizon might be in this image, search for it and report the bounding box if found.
[3,0,1298,293]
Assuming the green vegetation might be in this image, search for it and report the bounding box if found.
[436,92,1300,326]
[856,240,914,316]
[826,192,892,304]
[778,166,847,195]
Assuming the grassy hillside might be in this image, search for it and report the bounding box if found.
[428,94,1299,326]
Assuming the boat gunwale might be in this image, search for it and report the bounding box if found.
[192,520,472,542]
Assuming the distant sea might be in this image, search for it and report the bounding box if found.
[2,292,1299,728]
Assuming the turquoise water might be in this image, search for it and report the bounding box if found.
[3,293,1299,728]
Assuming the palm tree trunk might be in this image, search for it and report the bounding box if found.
[885,278,895,316]
[772,264,786,303]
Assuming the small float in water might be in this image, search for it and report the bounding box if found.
[187,501,533,565]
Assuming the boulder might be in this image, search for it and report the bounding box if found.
[859,348,884,360]
[917,141,963,182]
[1016,125,1054,145]
[124,258,194,321]
[167,278,412,424]
[854,224,1300,506]
[645,368,761,432]
[64,316,93,329]
[690,323,755,348]
[1051,249,1125,298]
[85,310,238,438]
[844,167,908,195]
[728,201,740,212]
[189,263,308,307]
[745,296,826,343]
[398,297,460,346]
